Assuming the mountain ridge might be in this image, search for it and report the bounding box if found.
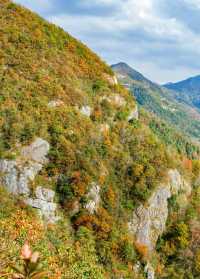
[112,61,200,145]
[164,74,200,109]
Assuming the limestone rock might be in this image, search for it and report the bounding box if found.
[128,186,171,251]
[0,160,19,194]
[25,186,59,223]
[0,140,59,223]
[168,169,191,196]
[21,138,50,163]
[0,138,50,196]
[127,105,139,121]
[48,100,64,108]
[80,106,92,117]
[168,169,182,195]
[35,186,55,202]
[128,169,190,252]
[0,160,42,195]
[85,183,101,214]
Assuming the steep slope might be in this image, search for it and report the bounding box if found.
[112,62,200,145]
[0,1,174,278]
[0,2,200,279]
[164,75,200,109]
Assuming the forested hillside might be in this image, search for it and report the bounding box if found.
[0,1,200,279]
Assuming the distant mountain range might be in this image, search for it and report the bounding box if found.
[112,62,200,143]
[164,75,200,109]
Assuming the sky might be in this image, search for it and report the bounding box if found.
[14,0,200,83]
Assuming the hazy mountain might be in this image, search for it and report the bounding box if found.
[112,62,152,84]
[164,75,200,109]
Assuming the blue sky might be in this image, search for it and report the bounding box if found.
[14,0,200,83]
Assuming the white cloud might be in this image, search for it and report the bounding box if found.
[184,0,200,9]
[80,0,120,6]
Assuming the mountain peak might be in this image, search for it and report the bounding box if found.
[111,62,151,83]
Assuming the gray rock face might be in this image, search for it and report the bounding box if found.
[0,139,60,223]
[35,186,55,202]
[0,138,49,195]
[127,105,139,121]
[21,137,50,163]
[128,169,191,252]
[25,186,59,224]
[168,169,191,196]
[128,186,171,251]
[0,160,42,195]
[85,183,101,214]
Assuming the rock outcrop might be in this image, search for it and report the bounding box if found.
[80,105,92,117]
[21,138,50,164]
[84,182,101,214]
[0,159,42,195]
[128,169,191,252]
[0,138,50,196]
[127,105,139,121]
[25,186,60,223]
[48,99,64,108]
[101,94,126,107]
[103,73,118,85]
[145,263,155,279]
[0,138,59,223]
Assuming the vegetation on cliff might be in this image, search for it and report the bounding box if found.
[0,1,200,278]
